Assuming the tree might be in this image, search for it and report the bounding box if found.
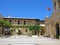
[28,25,41,36]
[29,26,34,31]
[3,21,11,35]
[0,20,4,26]
[33,25,40,31]
[0,20,11,28]
[3,21,11,28]
[0,20,11,35]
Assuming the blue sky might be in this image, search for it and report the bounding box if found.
[0,0,53,20]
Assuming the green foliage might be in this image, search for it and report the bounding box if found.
[0,20,4,25]
[29,25,41,31]
[33,25,40,30]
[0,20,11,28]
[3,21,11,27]
[29,26,34,31]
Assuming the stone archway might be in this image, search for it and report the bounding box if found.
[18,30,21,35]
[56,23,60,39]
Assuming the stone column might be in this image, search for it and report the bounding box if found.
[46,24,49,36]
[53,25,55,38]
[56,0,59,10]
[44,23,50,36]
[48,24,51,37]
[49,23,54,38]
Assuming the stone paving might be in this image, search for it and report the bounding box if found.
[0,35,60,45]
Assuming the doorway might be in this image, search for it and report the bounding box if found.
[34,30,37,35]
[18,30,22,35]
[56,23,60,39]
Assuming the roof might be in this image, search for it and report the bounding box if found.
[4,17,40,20]
[4,17,44,23]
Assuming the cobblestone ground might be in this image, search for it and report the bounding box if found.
[0,35,60,45]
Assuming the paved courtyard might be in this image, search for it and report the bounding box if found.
[0,35,60,45]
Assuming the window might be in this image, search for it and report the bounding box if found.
[54,2,56,7]
[9,20,11,24]
[54,1,56,10]
[25,29,27,32]
[24,21,26,25]
[58,0,60,8]
[18,20,20,24]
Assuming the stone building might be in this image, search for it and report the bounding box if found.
[0,15,45,36]
[45,0,60,38]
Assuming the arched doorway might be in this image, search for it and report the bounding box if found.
[18,30,22,35]
[56,23,60,39]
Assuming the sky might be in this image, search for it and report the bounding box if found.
[0,0,53,20]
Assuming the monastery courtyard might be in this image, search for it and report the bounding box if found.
[0,35,60,45]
